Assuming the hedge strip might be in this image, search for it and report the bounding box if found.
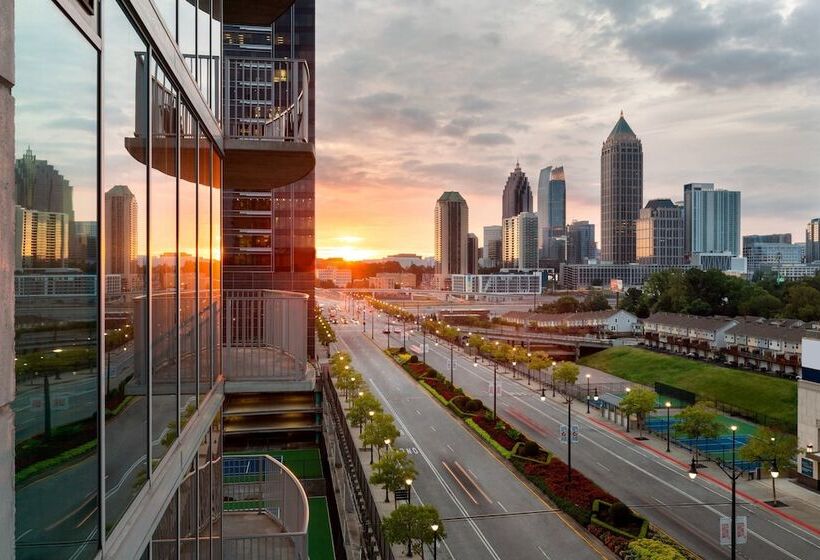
[465,419,513,459]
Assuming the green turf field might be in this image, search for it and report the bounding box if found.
[226,448,323,479]
[580,347,796,430]
[308,497,335,560]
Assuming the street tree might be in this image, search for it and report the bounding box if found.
[467,334,484,354]
[348,392,383,432]
[674,402,722,465]
[528,351,552,384]
[362,411,400,459]
[619,387,657,438]
[370,448,418,504]
[336,371,363,402]
[740,427,801,504]
[383,504,445,559]
[552,361,579,393]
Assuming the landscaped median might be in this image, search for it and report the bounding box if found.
[385,347,700,560]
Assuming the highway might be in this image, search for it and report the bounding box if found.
[333,319,614,559]
[348,306,820,560]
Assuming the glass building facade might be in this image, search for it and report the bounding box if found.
[11,1,223,558]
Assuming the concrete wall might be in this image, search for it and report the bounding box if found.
[798,338,820,487]
[0,0,15,556]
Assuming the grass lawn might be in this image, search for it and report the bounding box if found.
[308,497,335,560]
[580,347,796,430]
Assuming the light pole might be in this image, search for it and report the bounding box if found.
[624,387,632,432]
[689,425,744,560]
[527,352,532,385]
[665,401,672,452]
[431,524,440,560]
[387,315,391,349]
[405,478,413,505]
[586,373,591,413]
[449,340,454,385]
[551,361,557,397]
[492,362,498,420]
[402,318,407,347]
[422,323,427,364]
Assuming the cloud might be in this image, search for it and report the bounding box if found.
[467,132,514,146]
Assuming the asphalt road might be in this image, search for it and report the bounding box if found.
[334,322,613,560]
[360,314,820,560]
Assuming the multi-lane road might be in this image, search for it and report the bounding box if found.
[325,296,820,560]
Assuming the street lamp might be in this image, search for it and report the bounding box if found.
[405,478,413,505]
[492,362,498,420]
[511,360,517,380]
[688,425,744,560]
[527,352,532,385]
[665,401,672,452]
[431,524,440,560]
[387,315,391,349]
[586,373,591,413]
[625,387,632,432]
[551,361,557,397]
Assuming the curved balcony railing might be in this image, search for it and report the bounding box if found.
[224,57,310,142]
[223,454,309,560]
[223,289,308,382]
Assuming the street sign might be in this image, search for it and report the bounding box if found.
[719,516,748,546]
[559,424,568,444]
[30,396,43,411]
[571,424,579,443]
[488,381,502,397]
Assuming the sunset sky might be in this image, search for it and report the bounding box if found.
[314,0,820,260]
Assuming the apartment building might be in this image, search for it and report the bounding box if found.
[505,309,639,334]
[642,312,737,358]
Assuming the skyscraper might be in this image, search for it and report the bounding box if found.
[502,161,532,222]
[684,183,741,258]
[601,111,643,264]
[542,166,567,264]
[482,225,502,268]
[807,218,820,263]
[105,185,138,276]
[467,233,479,274]
[503,212,539,269]
[536,165,552,256]
[636,199,684,265]
[566,220,597,264]
[434,191,469,275]
[14,206,70,269]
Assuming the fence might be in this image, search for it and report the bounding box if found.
[223,290,308,382]
[654,382,696,405]
[323,371,395,560]
[223,454,309,560]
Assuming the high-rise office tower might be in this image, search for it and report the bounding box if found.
[542,166,567,264]
[566,220,597,264]
[503,212,539,269]
[743,233,792,245]
[807,218,820,263]
[502,161,533,222]
[601,111,643,264]
[482,225,503,268]
[684,183,741,258]
[105,185,139,276]
[743,238,803,275]
[467,233,479,274]
[536,165,552,256]
[636,199,685,265]
[434,191,469,275]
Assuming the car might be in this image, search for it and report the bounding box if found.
[382,329,390,334]
[393,329,401,333]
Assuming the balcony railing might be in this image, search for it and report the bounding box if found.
[223,289,308,382]
[224,57,310,142]
[223,454,309,560]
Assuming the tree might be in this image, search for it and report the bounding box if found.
[528,351,552,384]
[362,411,400,459]
[382,504,445,559]
[370,448,418,504]
[467,334,484,353]
[510,346,529,366]
[336,371,363,402]
[582,291,611,312]
[782,285,820,321]
[740,428,801,504]
[674,402,722,465]
[348,392,383,432]
[552,361,579,391]
[619,387,657,438]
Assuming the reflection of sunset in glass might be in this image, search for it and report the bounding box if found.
[317,244,379,261]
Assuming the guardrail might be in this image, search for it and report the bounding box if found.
[224,57,310,142]
[223,454,309,560]
[223,289,308,382]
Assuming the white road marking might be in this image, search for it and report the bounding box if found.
[596,462,610,472]
[497,501,508,512]
[431,425,437,432]
[537,545,552,559]
[447,444,455,452]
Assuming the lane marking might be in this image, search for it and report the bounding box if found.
[596,462,610,472]
[431,425,437,432]
[497,501,508,512]
[537,545,552,559]
[447,444,455,452]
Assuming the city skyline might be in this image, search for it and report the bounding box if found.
[315,0,820,259]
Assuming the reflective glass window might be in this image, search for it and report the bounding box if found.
[210,0,222,116]
[152,492,179,559]
[180,105,198,420]
[156,0,177,41]
[102,1,149,533]
[212,152,222,381]
[179,0,197,77]
[151,61,179,466]
[180,458,198,558]
[197,0,211,100]
[198,133,212,396]
[198,431,212,560]
[210,413,223,559]
[13,1,99,557]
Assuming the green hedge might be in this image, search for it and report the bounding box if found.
[419,380,451,407]
[591,500,649,540]
[16,439,97,486]
[466,419,512,459]
[512,459,591,526]
[627,538,686,560]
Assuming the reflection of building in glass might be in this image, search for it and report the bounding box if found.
[601,112,643,264]
[15,147,75,220]
[104,185,138,277]
[14,206,69,269]
[70,221,97,266]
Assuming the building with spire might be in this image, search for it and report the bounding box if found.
[434,191,469,275]
[502,161,533,223]
[601,111,643,264]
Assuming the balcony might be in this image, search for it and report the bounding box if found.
[223,289,312,394]
[223,454,309,560]
[224,58,314,190]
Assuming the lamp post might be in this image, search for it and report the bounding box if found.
[405,478,413,505]
[492,362,498,420]
[449,339,454,385]
[403,318,407,347]
[665,401,672,452]
[511,360,517,380]
[367,409,375,458]
[527,352,532,385]
[551,361,557,397]
[387,315,391,349]
[688,425,744,560]
[586,373,591,413]
[624,387,632,432]
[431,524,440,560]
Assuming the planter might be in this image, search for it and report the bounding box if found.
[591,499,649,540]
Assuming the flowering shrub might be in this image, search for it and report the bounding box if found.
[424,377,459,401]
[472,414,525,450]
[588,525,631,557]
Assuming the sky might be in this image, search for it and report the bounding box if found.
[314,0,820,260]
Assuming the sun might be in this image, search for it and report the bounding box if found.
[317,245,380,261]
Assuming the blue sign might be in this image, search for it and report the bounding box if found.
[801,457,814,477]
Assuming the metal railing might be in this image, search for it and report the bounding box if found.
[224,57,310,142]
[223,289,308,382]
[223,454,309,560]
